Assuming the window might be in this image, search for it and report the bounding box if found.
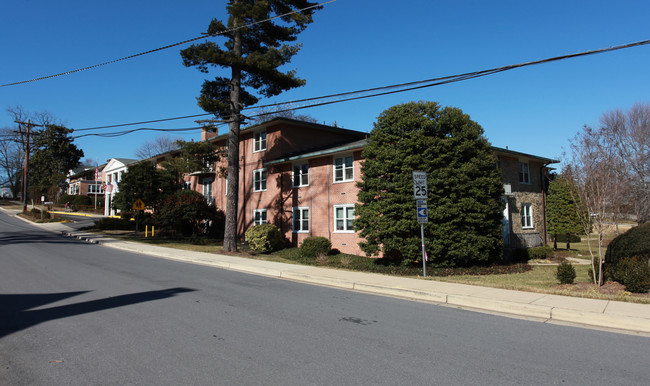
[521,203,533,229]
[202,178,214,204]
[253,168,267,192]
[292,163,309,187]
[519,161,530,184]
[292,207,309,232]
[88,184,104,194]
[182,181,191,190]
[334,204,355,232]
[334,155,354,182]
[254,131,267,152]
[254,209,267,225]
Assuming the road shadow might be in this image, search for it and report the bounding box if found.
[0,288,195,338]
[0,231,93,246]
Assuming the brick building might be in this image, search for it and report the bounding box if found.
[178,118,558,255]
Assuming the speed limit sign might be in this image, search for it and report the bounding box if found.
[412,171,428,200]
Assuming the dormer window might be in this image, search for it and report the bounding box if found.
[254,131,267,152]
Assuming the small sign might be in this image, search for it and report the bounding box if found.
[413,171,428,200]
[417,200,428,223]
[132,199,145,211]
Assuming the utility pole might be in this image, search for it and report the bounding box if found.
[15,120,41,212]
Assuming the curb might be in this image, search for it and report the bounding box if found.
[62,230,650,335]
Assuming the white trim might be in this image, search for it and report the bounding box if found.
[253,168,267,192]
[333,204,355,233]
[253,130,267,153]
[253,209,268,225]
[521,203,534,229]
[333,154,354,183]
[292,162,309,187]
[292,206,309,233]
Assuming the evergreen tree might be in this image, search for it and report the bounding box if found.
[29,125,84,199]
[546,176,584,249]
[180,0,321,251]
[161,140,223,183]
[356,101,505,267]
[112,161,180,213]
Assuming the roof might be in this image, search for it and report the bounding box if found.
[265,139,560,166]
[491,146,559,164]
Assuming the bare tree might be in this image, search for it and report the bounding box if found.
[565,126,624,286]
[135,135,182,159]
[252,103,319,124]
[599,103,650,223]
[1,106,60,199]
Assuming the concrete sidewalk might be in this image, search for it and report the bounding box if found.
[5,207,650,335]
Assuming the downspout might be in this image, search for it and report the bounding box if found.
[541,162,549,245]
[327,159,331,240]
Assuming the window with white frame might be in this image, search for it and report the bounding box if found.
[254,209,267,225]
[183,181,191,190]
[253,168,267,192]
[333,155,354,182]
[519,161,530,184]
[292,207,309,232]
[334,204,355,232]
[292,163,309,187]
[521,203,533,229]
[88,184,104,194]
[202,178,214,204]
[254,131,267,152]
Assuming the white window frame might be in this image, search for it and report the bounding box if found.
[253,168,267,192]
[253,131,267,152]
[519,161,530,184]
[88,184,104,194]
[202,177,214,205]
[254,209,267,225]
[333,154,354,183]
[521,203,533,229]
[292,207,309,233]
[334,204,355,233]
[292,163,309,187]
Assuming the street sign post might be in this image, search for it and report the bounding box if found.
[413,171,428,277]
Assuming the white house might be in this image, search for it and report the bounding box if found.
[103,158,138,216]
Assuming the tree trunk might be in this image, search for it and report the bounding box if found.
[222,10,243,252]
[566,233,571,250]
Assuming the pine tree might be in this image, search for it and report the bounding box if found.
[181,0,321,251]
[356,101,505,267]
[546,176,584,249]
[29,125,84,199]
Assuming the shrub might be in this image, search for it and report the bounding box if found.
[29,208,50,219]
[556,261,576,284]
[528,246,554,259]
[94,217,135,230]
[614,256,650,293]
[154,190,224,237]
[72,195,92,206]
[58,194,74,206]
[245,224,284,253]
[604,223,650,276]
[300,236,331,258]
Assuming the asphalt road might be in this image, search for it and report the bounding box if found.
[1,211,649,385]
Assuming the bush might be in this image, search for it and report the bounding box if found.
[300,236,332,258]
[605,223,650,276]
[556,261,576,284]
[528,246,554,259]
[72,195,92,206]
[614,256,650,293]
[29,207,50,219]
[58,194,74,206]
[245,224,284,253]
[94,217,135,230]
[154,190,224,237]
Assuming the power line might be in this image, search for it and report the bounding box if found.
[72,37,650,134]
[0,0,335,88]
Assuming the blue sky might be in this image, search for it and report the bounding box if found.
[2,0,649,166]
